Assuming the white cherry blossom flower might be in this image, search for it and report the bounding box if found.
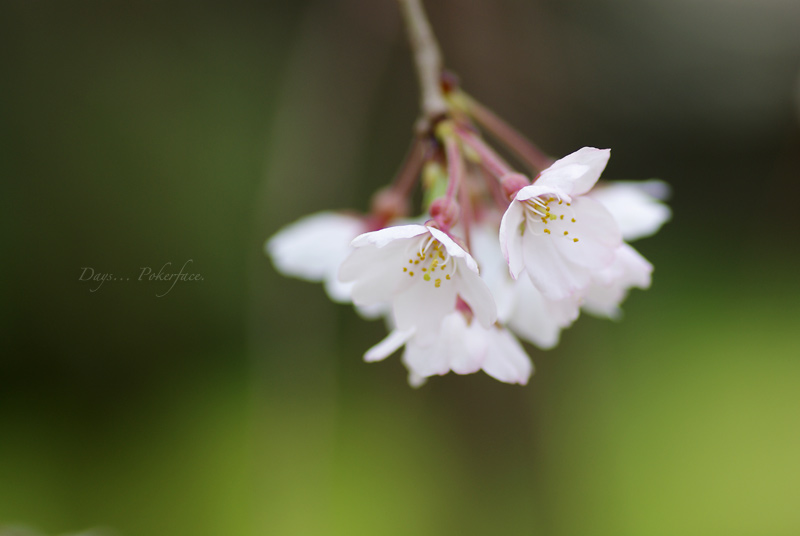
[339,224,496,344]
[364,311,532,386]
[499,147,622,301]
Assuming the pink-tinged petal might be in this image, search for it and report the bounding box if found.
[428,227,479,272]
[590,180,671,241]
[481,328,533,385]
[499,200,526,279]
[393,279,457,345]
[507,278,580,349]
[350,224,428,249]
[364,328,415,362]
[536,147,610,196]
[522,232,591,300]
[455,264,498,328]
[553,196,621,270]
[266,211,363,281]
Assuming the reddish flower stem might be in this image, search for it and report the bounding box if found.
[456,126,514,179]
[458,170,474,251]
[391,135,426,198]
[444,135,462,204]
[481,164,512,211]
[460,92,554,172]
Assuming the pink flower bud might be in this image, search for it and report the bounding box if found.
[429,198,460,229]
[370,187,409,224]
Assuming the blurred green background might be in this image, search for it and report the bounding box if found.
[3,0,800,535]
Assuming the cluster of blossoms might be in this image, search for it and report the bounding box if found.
[267,76,669,387]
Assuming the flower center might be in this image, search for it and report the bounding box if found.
[401,236,455,288]
[521,195,580,243]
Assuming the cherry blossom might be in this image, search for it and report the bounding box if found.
[499,147,622,301]
[338,224,496,344]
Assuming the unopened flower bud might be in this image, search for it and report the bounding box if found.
[429,198,460,229]
[370,187,409,223]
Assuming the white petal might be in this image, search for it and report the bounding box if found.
[481,328,533,385]
[552,196,621,270]
[507,278,580,349]
[522,232,591,300]
[583,244,653,318]
[536,147,610,196]
[468,222,519,323]
[364,328,415,362]
[407,371,428,388]
[402,335,451,378]
[323,276,355,304]
[455,263,498,328]
[393,278,457,345]
[339,240,415,305]
[350,224,428,249]
[513,183,571,203]
[354,302,390,320]
[266,212,362,281]
[446,315,488,375]
[498,200,526,279]
[590,180,672,241]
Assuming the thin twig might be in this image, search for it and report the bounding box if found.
[398,0,449,121]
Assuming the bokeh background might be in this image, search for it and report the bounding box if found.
[3,0,800,535]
